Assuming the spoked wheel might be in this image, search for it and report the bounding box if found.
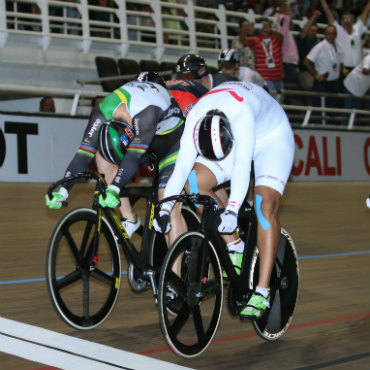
[158,232,223,358]
[249,227,299,341]
[46,208,121,330]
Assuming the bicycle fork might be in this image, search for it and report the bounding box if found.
[186,235,211,308]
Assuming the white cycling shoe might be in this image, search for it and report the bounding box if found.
[121,216,141,238]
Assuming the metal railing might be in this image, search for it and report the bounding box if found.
[0,0,337,57]
[1,77,369,129]
[1,0,369,129]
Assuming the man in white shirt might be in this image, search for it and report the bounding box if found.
[154,81,295,320]
[320,0,370,89]
[303,25,343,121]
[342,53,370,125]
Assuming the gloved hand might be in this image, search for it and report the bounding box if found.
[218,209,238,233]
[45,187,68,209]
[366,196,370,209]
[153,209,171,234]
[98,186,120,208]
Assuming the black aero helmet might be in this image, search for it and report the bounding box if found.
[98,120,135,164]
[176,54,208,79]
[193,110,233,160]
[218,48,240,69]
[135,71,166,88]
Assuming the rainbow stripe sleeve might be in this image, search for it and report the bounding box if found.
[77,144,97,158]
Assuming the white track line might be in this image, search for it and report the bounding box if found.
[0,317,194,370]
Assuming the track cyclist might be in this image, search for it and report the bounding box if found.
[45,72,187,244]
[154,80,295,320]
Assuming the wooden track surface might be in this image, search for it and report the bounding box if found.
[0,181,369,370]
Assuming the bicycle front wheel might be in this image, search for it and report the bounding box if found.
[46,208,121,330]
[158,232,223,358]
[249,227,299,341]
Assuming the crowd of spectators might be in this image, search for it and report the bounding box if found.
[223,0,370,124]
[5,0,370,124]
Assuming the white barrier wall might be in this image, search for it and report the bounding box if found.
[292,129,370,181]
[0,113,86,182]
[0,113,369,182]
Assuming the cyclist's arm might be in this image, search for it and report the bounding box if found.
[163,119,198,201]
[110,106,161,191]
[62,107,105,192]
[227,109,255,213]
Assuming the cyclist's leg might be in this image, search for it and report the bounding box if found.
[254,185,281,289]
[240,120,294,320]
[189,159,236,245]
[185,160,245,275]
[95,152,139,231]
[156,142,189,247]
[157,187,187,246]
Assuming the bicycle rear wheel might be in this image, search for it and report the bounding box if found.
[158,232,223,358]
[46,208,121,330]
[249,227,299,340]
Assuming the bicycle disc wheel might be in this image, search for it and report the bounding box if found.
[46,208,121,330]
[249,227,299,341]
[158,232,223,358]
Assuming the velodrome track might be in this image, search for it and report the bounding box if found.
[0,181,369,370]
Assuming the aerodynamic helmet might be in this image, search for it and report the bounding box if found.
[176,54,208,79]
[193,110,233,161]
[135,71,166,88]
[217,48,240,69]
[98,120,135,164]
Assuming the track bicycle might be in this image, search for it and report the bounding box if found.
[156,193,299,358]
[45,159,199,330]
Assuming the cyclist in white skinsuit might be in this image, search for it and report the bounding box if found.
[154,80,295,320]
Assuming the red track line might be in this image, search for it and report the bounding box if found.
[137,312,370,355]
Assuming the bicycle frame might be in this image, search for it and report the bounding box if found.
[47,164,162,281]
[98,185,159,275]
[157,194,257,296]
[200,199,257,296]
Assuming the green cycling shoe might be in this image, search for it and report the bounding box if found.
[240,292,270,320]
[222,251,243,279]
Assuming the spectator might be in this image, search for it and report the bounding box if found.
[295,10,321,91]
[39,96,56,113]
[231,19,256,69]
[303,25,343,122]
[342,53,370,125]
[246,17,285,103]
[275,2,300,87]
[320,0,370,90]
